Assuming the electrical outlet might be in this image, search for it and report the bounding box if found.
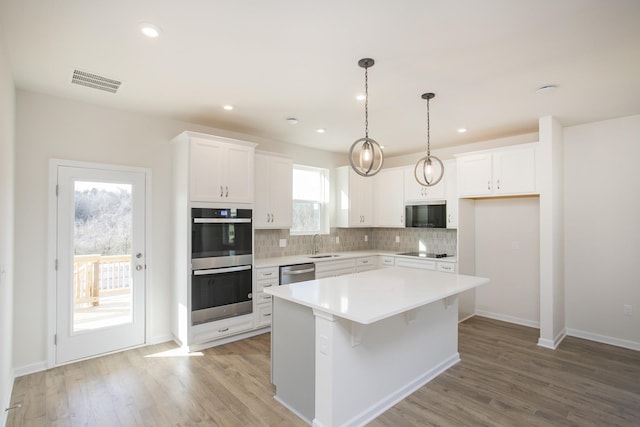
[335,236,340,244]
[319,335,329,355]
[364,235,368,242]
[395,235,400,243]
[279,239,286,248]
[624,304,633,316]
[511,241,519,250]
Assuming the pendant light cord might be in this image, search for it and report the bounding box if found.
[426,96,431,157]
[364,65,369,140]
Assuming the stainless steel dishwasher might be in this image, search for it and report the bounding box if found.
[279,263,316,285]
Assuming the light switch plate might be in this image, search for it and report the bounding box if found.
[279,239,286,248]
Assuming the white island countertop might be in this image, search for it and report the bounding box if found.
[264,266,489,325]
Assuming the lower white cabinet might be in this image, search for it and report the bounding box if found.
[190,314,254,344]
[379,255,395,268]
[395,257,436,270]
[437,262,457,274]
[355,256,378,273]
[255,266,279,327]
[315,258,356,279]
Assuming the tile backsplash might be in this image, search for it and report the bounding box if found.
[255,228,457,259]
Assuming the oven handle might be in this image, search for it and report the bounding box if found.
[193,218,251,224]
[193,265,252,275]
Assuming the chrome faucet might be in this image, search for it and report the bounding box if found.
[312,234,320,255]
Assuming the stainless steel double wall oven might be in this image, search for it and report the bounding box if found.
[191,207,253,325]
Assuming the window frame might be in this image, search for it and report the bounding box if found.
[290,164,330,236]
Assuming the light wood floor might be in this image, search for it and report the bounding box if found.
[7,317,640,426]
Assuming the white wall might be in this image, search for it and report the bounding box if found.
[474,198,540,326]
[0,25,16,426]
[564,115,640,349]
[13,90,344,372]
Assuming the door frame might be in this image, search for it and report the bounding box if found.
[47,159,152,367]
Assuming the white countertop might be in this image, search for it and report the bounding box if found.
[254,250,457,269]
[264,267,488,325]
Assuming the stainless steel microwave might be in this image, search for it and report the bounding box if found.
[405,202,447,228]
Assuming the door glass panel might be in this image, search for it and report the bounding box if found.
[73,181,133,332]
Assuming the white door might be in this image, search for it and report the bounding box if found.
[55,165,146,364]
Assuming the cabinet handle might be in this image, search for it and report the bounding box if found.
[225,186,229,197]
[220,186,224,197]
[497,179,500,190]
[218,327,229,333]
[263,272,273,276]
[487,181,491,190]
[270,213,274,222]
[264,313,272,317]
[263,284,272,287]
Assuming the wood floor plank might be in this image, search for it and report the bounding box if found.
[7,317,640,426]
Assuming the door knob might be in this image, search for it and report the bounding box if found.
[136,265,143,271]
[136,253,143,259]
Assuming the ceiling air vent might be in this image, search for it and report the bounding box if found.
[71,69,121,93]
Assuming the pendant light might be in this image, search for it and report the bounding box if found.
[414,92,444,186]
[349,58,384,177]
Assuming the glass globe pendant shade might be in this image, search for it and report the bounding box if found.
[349,137,384,177]
[414,154,444,186]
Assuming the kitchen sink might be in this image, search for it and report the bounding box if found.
[308,254,341,258]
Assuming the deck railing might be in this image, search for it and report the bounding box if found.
[73,254,131,307]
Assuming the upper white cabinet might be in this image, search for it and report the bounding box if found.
[456,143,538,198]
[403,165,446,202]
[189,135,255,203]
[254,153,292,228]
[444,159,458,228]
[336,166,374,227]
[374,167,404,227]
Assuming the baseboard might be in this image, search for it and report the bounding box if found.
[13,360,47,378]
[474,310,540,329]
[147,333,174,346]
[567,328,640,351]
[537,328,566,350]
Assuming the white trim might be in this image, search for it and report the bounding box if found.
[147,334,174,346]
[537,327,566,350]
[474,310,540,329]
[567,328,640,352]
[47,159,152,368]
[13,360,48,378]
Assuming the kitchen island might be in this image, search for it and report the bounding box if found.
[264,266,489,427]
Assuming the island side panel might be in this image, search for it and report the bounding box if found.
[272,297,316,424]
[314,299,460,427]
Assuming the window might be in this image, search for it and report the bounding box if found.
[291,164,330,235]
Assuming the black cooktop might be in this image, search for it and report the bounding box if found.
[397,252,448,258]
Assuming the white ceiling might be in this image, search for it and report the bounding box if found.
[1,0,639,156]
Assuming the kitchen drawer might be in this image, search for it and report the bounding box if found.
[191,314,253,343]
[436,262,456,274]
[256,292,273,305]
[316,267,356,279]
[314,258,356,274]
[395,257,436,270]
[356,256,376,267]
[257,278,278,292]
[256,267,278,280]
[379,256,395,267]
[256,304,272,327]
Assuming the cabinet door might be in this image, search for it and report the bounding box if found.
[190,138,225,202]
[493,146,536,195]
[444,159,458,228]
[457,153,493,197]
[225,144,254,203]
[374,168,404,227]
[348,170,374,227]
[269,156,293,228]
[404,165,446,202]
[254,154,271,227]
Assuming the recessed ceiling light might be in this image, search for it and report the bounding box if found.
[457,128,467,133]
[223,105,234,111]
[316,128,326,134]
[536,85,557,94]
[140,23,161,38]
[356,94,366,101]
[286,117,299,125]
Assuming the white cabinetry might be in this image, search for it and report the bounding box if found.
[437,262,457,274]
[254,153,292,229]
[374,167,404,227]
[189,135,255,203]
[379,255,395,268]
[315,258,356,279]
[403,165,446,203]
[395,257,436,270]
[355,256,378,273]
[444,159,458,228]
[171,131,257,350]
[255,266,279,327]
[457,144,537,198]
[336,166,373,227]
